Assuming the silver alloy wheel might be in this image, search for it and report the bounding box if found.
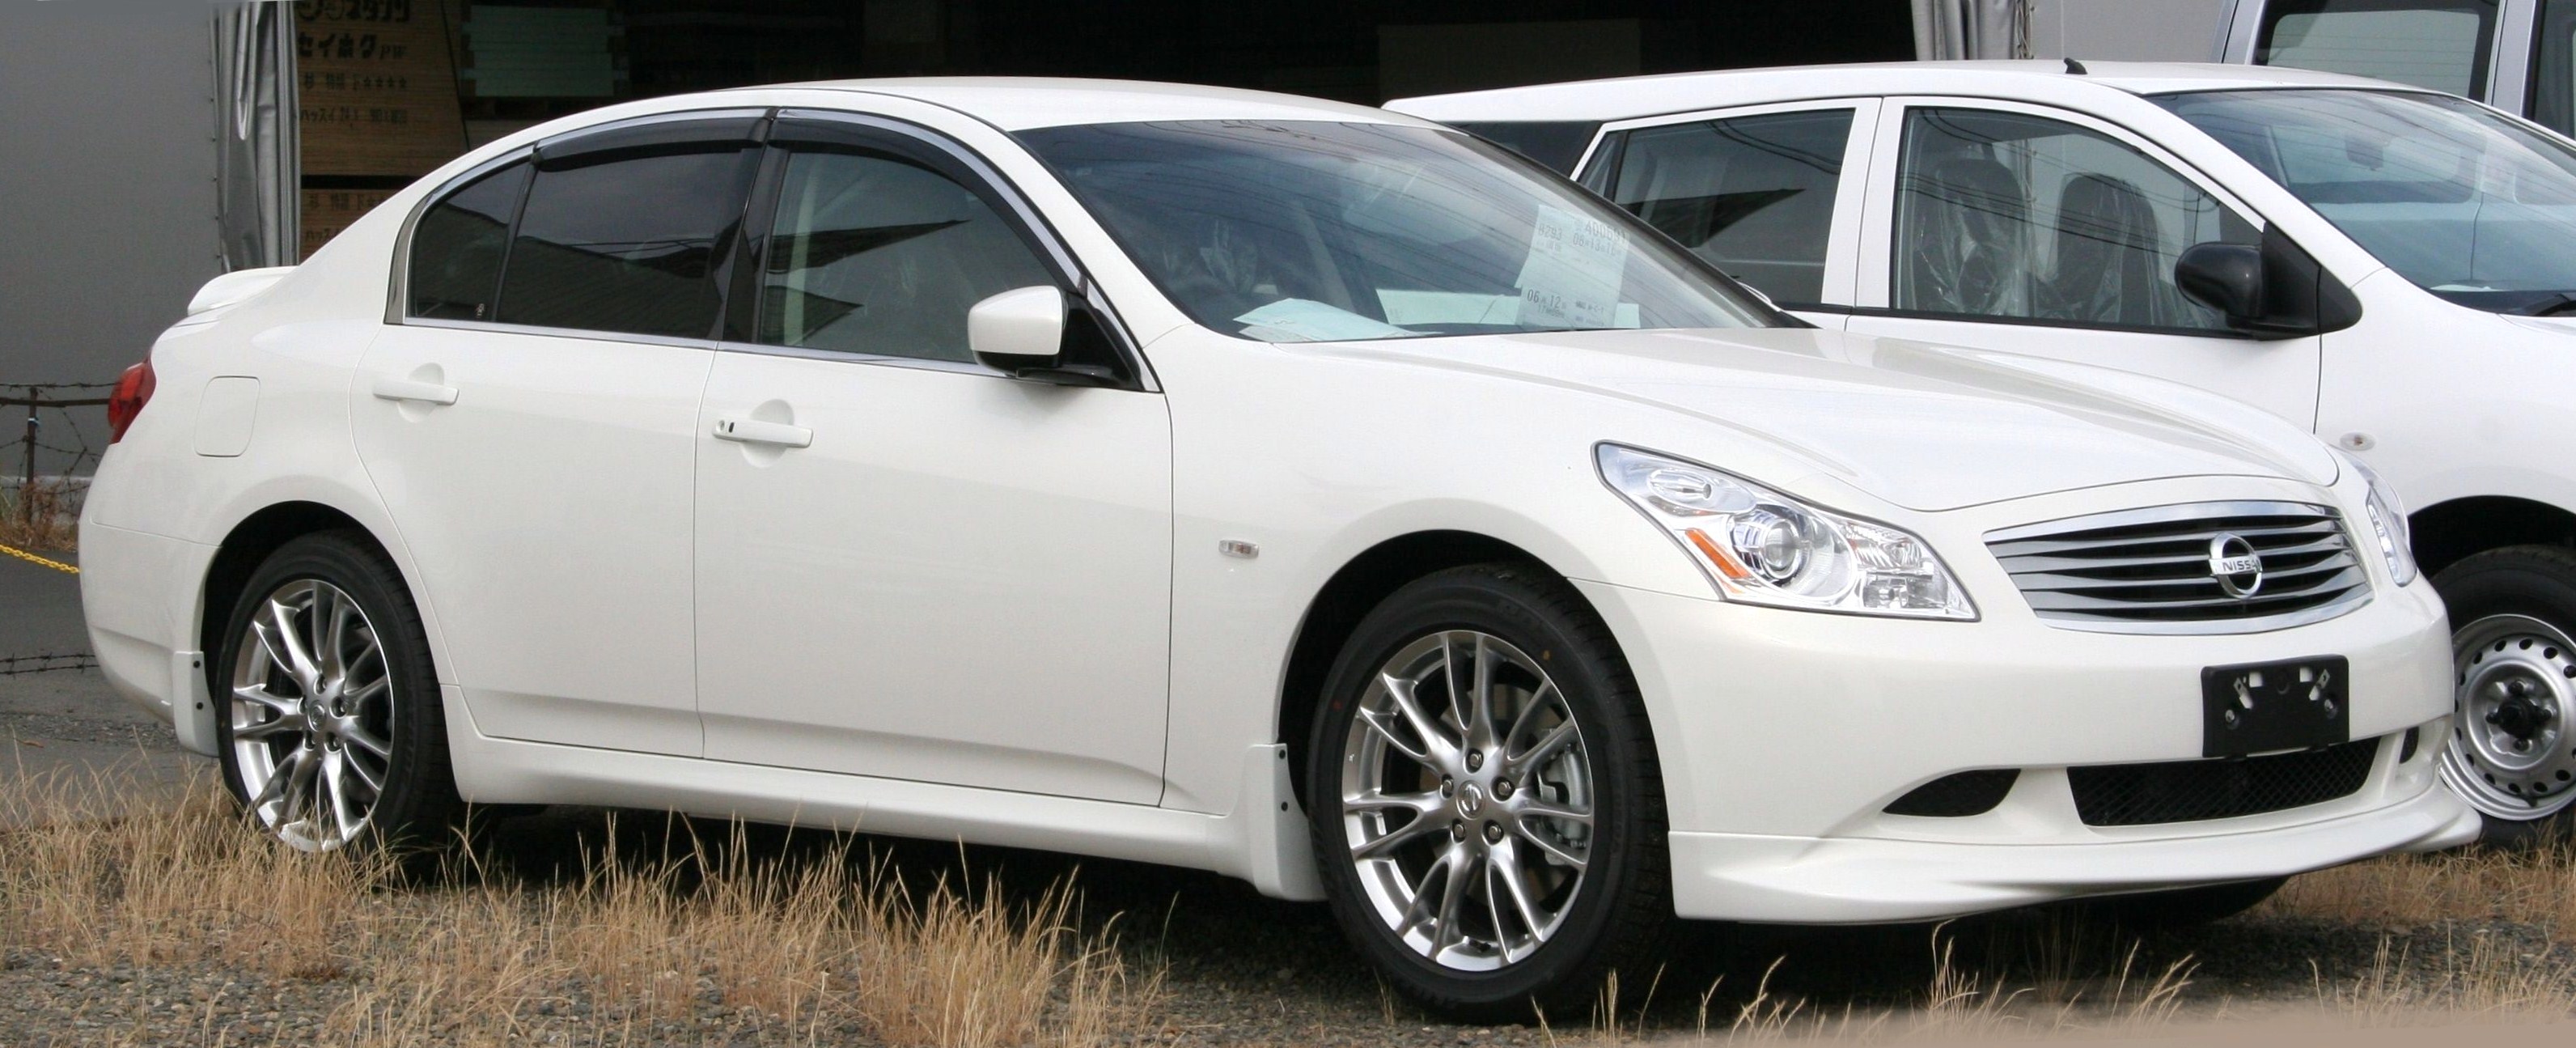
[1338,630,1593,971]
[228,578,396,851]
[2440,613,2576,821]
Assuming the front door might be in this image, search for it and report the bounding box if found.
[1844,100,2324,427]
[693,117,1175,803]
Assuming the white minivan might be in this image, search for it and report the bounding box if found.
[1394,61,2576,843]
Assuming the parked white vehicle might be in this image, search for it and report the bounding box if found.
[1395,60,2576,845]
[83,78,2470,1017]
[2222,0,2576,141]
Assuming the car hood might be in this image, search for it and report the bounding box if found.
[1330,326,2337,512]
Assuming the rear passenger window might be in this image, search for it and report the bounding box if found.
[407,162,529,321]
[496,146,761,339]
[1610,109,1854,306]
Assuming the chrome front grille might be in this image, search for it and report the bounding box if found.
[1985,501,2371,634]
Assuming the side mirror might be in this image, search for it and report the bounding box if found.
[967,286,1067,370]
[2175,243,2265,325]
[2174,228,2362,339]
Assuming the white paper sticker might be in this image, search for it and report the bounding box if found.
[1232,298,1419,342]
[1514,205,1630,329]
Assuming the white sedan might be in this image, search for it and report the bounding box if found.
[82,78,2473,1018]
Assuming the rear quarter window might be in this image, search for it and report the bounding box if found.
[406,162,529,322]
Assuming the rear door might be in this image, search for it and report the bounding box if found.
[1576,100,1880,329]
[354,112,764,756]
[1841,98,2324,427]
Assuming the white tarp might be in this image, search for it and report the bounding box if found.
[1913,0,2032,61]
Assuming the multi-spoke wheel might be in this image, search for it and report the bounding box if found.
[215,532,458,854]
[1341,630,1593,969]
[2434,547,2576,846]
[1310,565,1667,1020]
[230,578,397,849]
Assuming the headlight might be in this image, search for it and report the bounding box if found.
[2339,450,2417,586]
[1596,443,1976,620]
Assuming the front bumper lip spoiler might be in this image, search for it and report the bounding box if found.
[1667,782,2480,924]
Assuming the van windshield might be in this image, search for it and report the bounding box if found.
[2157,88,2576,314]
[1015,121,1774,342]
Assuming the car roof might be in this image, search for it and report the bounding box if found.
[1386,60,2421,124]
[742,76,1428,132]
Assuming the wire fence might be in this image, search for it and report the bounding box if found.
[4,381,112,477]
[0,653,98,677]
[3,380,108,558]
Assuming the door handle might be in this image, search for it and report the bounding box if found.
[713,416,812,449]
[371,377,459,406]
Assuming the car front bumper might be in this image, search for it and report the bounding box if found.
[1664,773,2475,923]
[1573,515,2472,923]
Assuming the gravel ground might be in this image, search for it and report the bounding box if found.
[5,674,2570,1045]
[5,803,2570,1047]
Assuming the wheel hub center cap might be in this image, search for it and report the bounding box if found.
[2493,685,2557,740]
[1456,782,1485,816]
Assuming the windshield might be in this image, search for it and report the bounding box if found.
[2156,88,2576,313]
[1015,121,1773,342]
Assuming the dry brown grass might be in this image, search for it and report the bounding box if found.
[2269,847,2576,940]
[0,768,1163,1047]
[0,476,82,552]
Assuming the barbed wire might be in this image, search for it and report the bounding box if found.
[6,378,110,484]
[0,653,98,677]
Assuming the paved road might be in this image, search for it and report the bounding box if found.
[2,548,201,819]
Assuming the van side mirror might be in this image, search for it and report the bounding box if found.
[967,285,1129,388]
[2174,227,2362,339]
[2175,243,2265,325]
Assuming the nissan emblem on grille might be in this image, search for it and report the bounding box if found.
[2207,532,2265,598]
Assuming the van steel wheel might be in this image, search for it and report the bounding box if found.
[216,532,458,854]
[2441,614,2576,823]
[1308,564,1667,1020]
[2434,547,2576,846]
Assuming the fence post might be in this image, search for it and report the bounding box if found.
[17,388,36,520]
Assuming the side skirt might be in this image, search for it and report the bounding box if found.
[439,685,1324,900]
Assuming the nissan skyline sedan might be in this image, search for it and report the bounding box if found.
[81,78,2475,1018]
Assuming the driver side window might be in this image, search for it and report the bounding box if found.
[1890,108,2257,333]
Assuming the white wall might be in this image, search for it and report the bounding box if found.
[0,2,224,474]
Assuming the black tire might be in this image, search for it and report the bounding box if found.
[1305,563,1669,1023]
[2431,545,2576,849]
[2079,876,2286,930]
[213,531,460,855]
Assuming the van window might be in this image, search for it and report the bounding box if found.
[2532,0,2576,135]
[1890,108,2256,331]
[2159,87,2576,312]
[407,162,529,322]
[2256,0,2497,98]
[495,146,761,339]
[1611,109,1854,307]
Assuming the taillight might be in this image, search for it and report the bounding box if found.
[106,359,155,443]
